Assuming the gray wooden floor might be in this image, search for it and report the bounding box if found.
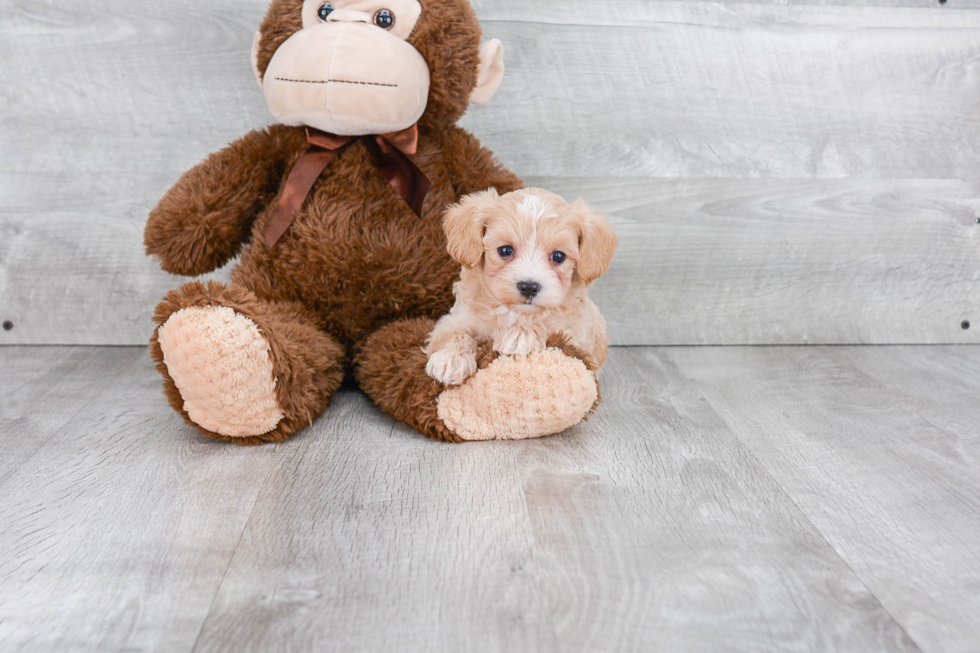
[2,345,978,652]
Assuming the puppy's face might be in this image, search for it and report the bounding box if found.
[443,188,618,310]
[481,193,579,309]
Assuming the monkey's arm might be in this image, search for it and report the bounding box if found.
[145,125,298,276]
[444,127,524,199]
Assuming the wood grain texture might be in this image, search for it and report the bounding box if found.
[464,2,980,179]
[0,347,120,484]
[845,345,980,444]
[1,0,978,345]
[0,0,251,346]
[0,346,282,652]
[6,345,980,650]
[5,176,977,346]
[192,378,915,653]
[473,0,980,8]
[546,177,980,345]
[666,345,980,653]
[190,397,558,653]
[509,349,917,653]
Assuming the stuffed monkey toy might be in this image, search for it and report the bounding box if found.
[145,0,601,444]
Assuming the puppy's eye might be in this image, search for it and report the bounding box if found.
[374,9,395,29]
[551,251,567,264]
[497,246,514,258]
[317,3,334,21]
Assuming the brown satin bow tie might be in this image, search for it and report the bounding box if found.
[264,124,432,247]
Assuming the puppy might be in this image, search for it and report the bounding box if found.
[426,187,618,386]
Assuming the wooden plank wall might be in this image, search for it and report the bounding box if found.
[1,0,978,345]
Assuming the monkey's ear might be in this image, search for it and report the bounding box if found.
[470,40,505,105]
[443,189,499,268]
[251,31,264,87]
[571,199,619,285]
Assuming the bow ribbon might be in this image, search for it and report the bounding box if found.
[264,125,432,247]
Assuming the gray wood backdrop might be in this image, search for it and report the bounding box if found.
[1,0,978,346]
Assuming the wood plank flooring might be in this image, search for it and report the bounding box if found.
[2,344,978,652]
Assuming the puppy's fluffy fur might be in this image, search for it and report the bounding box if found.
[426,187,618,386]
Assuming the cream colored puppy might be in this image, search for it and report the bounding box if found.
[426,187,618,386]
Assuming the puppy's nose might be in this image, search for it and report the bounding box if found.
[517,280,541,299]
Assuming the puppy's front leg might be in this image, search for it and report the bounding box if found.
[494,326,546,357]
[426,323,479,386]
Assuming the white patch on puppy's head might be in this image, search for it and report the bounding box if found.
[519,193,551,223]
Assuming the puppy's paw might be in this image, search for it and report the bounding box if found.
[426,348,478,386]
[494,328,545,357]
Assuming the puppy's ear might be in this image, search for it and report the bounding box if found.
[571,199,618,284]
[443,189,498,268]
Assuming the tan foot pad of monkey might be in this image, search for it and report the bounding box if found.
[145,0,606,444]
[436,348,601,442]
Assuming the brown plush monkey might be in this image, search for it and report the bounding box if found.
[145,0,601,444]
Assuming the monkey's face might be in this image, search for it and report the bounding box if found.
[259,0,431,135]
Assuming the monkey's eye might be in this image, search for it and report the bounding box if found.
[498,246,514,258]
[374,9,395,29]
[550,251,567,264]
[317,3,334,21]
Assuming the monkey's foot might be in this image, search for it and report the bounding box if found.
[436,348,598,441]
[157,306,284,437]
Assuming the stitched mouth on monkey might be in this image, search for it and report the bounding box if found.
[273,77,399,88]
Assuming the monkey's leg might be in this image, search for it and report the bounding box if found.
[150,281,345,445]
[353,319,600,442]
